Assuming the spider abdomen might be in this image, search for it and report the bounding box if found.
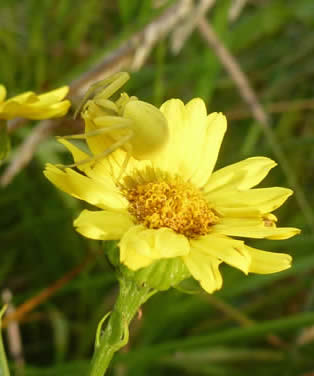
[123,100,169,160]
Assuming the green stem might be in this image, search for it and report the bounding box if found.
[88,276,155,376]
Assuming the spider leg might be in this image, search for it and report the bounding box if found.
[56,131,133,169]
[92,98,119,114]
[74,72,130,119]
[115,143,132,183]
[59,123,130,141]
[93,116,132,128]
[116,93,136,108]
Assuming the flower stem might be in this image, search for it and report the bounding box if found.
[88,276,154,376]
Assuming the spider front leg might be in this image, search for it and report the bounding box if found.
[74,72,130,118]
[66,131,133,167]
[56,117,133,171]
[60,117,133,140]
[92,98,119,114]
[60,131,133,169]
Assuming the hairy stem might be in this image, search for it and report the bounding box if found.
[88,276,155,376]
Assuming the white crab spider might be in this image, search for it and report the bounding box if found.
[59,72,169,178]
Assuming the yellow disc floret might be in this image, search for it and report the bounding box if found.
[124,179,219,238]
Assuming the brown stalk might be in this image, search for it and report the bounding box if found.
[2,253,96,328]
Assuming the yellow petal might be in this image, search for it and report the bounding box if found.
[37,86,69,104]
[0,96,70,120]
[74,209,133,240]
[58,138,91,170]
[204,157,277,193]
[246,245,292,274]
[0,85,6,102]
[175,98,208,182]
[152,99,187,175]
[207,187,293,216]
[119,225,190,270]
[119,225,156,270]
[191,234,250,274]
[121,247,154,270]
[44,164,127,209]
[213,217,301,240]
[0,86,70,120]
[57,138,117,187]
[139,227,191,259]
[17,100,71,119]
[189,112,227,187]
[0,100,35,120]
[154,99,227,186]
[183,248,223,294]
[7,91,36,104]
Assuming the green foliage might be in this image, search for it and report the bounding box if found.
[1,1,314,375]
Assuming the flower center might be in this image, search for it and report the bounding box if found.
[124,179,219,238]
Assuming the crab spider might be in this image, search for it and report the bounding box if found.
[58,72,169,180]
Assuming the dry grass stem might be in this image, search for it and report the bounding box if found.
[296,325,314,346]
[228,0,249,22]
[131,0,192,70]
[2,289,25,372]
[171,0,216,54]
[227,98,314,120]
[198,18,269,125]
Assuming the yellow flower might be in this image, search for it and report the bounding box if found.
[0,84,71,120]
[44,98,300,294]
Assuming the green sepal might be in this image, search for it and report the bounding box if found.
[104,240,190,291]
[0,121,10,164]
[123,258,191,291]
[104,240,120,267]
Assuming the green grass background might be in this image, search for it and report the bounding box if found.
[1,0,314,375]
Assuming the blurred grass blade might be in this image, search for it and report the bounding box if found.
[119,312,314,367]
[0,305,10,376]
[0,121,10,164]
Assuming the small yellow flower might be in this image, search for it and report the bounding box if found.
[0,84,71,120]
[44,98,300,294]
